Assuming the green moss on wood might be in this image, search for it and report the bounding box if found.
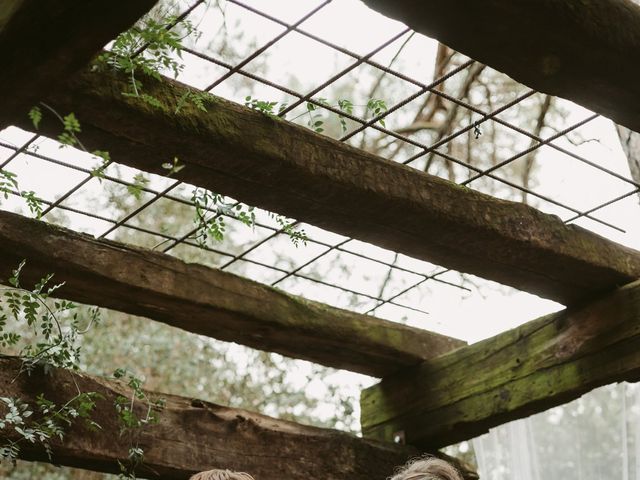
[361,281,640,448]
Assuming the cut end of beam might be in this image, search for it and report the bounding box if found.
[361,280,640,449]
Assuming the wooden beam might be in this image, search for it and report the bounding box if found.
[0,0,157,129]
[0,210,464,377]
[18,69,640,305]
[361,0,640,133]
[0,357,479,480]
[360,280,640,449]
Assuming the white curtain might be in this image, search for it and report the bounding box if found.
[472,383,640,480]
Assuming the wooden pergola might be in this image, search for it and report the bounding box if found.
[2,0,640,478]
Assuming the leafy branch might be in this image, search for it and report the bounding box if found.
[95,14,204,112]
[0,263,162,478]
[112,368,165,479]
[0,162,44,220]
[245,95,387,134]
[191,188,307,248]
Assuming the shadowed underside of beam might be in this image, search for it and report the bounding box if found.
[361,0,640,132]
[0,0,157,129]
[361,280,640,449]
[0,210,464,377]
[1,357,471,480]
[21,69,640,305]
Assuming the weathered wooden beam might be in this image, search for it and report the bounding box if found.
[361,0,640,132]
[0,210,464,377]
[0,357,479,480]
[18,69,640,305]
[360,280,640,449]
[0,0,157,129]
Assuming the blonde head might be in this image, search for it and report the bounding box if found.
[189,469,255,480]
[390,456,464,480]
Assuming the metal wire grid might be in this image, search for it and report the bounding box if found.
[1,0,638,325]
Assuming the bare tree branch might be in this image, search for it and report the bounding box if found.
[521,95,553,202]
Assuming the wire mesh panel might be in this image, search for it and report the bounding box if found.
[1,0,638,344]
[3,5,640,480]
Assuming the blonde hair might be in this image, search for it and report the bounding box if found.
[390,456,464,480]
[189,470,255,480]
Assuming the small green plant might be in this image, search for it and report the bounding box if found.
[305,99,329,133]
[96,14,202,112]
[1,260,98,374]
[90,150,112,180]
[57,113,82,148]
[0,170,18,201]
[0,262,101,462]
[175,89,211,114]
[191,188,255,246]
[161,157,185,176]
[127,173,150,201]
[0,393,102,463]
[245,95,387,134]
[270,214,307,247]
[191,188,307,247]
[336,99,354,133]
[27,106,42,130]
[0,166,43,219]
[112,368,165,480]
[0,263,161,478]
[21,191,43,219]
[244,96,279,117]
[365,99,388,127]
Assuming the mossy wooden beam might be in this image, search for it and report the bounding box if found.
[361,0,640,132]
[20,69,640,305]
[0,357,479,480]
[361,280,640,449]
[0,210,464,377]
[0,0,156,129]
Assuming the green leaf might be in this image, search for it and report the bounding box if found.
[127,173,150,200]
[28,106,42,130]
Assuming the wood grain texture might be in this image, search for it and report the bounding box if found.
[0,357,477,480]
[0,210,464,377]
[361,280,640,449]
[0,0,157,128]
[19,68,640,305]
[361,0,640,132]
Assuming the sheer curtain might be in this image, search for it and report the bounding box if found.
[472,383,640,480]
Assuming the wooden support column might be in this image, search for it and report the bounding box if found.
[17,69,640,305]
[361,0,640,132]
[0,210,464,377]
[361,280,640,449]
[0,0,157,129]
[0,357,478,480]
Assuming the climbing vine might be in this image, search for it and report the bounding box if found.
[0,262,162,479]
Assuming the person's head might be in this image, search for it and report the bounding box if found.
[390,456,464,480]
[189,470,255,480]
